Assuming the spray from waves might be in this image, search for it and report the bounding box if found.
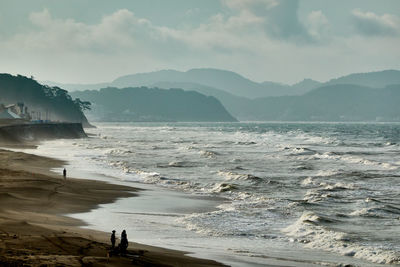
[296,152,399,170]
[300,177,358,203]
[350,204,400,219]
[211,183,239,193]
[199,150,220,158]
[301,176,357,190]
[177,194,283,238]
[217,170,262,182]
[165,161,200,168]
[107,148,134,155]
[282,212,400,264]
[281,146,318,156]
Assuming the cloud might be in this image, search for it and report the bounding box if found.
[306,10,330,41]
[221,0,314,43]
[352,9,400,36]
[222,0,278,10]
[0,5,399,84]
[157,10,265,52]
[19,8,155,53]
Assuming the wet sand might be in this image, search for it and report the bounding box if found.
[0,149,226,266]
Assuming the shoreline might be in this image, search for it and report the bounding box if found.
[0,148,226,266]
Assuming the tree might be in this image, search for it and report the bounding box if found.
[73,98,92,111]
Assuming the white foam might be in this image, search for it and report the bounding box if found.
[283,212,400,264]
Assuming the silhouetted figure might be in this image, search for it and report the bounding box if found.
[63,168,66,179]
[111,230,116,249]
[119,230,128,254]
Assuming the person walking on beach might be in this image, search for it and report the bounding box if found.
[110,230,116,249]
[63,168,66,179]
[119,230,128,254]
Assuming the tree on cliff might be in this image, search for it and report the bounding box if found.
[0,74,91,126]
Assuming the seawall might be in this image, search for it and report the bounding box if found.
[0,123,87,143]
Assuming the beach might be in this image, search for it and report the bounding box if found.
[1,122,399,267]
[0,148,226,266]
[22,122,397,267]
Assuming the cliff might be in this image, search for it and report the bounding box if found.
[0,123,87,143]
[0,74,92,127]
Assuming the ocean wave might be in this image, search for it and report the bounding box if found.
[279,146,317,156]
[301,177,357,190]
[294,163,314,170]
[298,152,398,170]
[301,179,358,204]
[177,195,282,238]
[350,205,400,218]
[199,150,219,158]
[236,141,257,145]
[157,161,200,168]
[218,170,262,182]
[283,212,400,264]
[321,182,357,191]
[290,147,318,156]
[211,183,239,193]
[301,177,317,186]
[107,148,134,155]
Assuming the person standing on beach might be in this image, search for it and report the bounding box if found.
[111,230,116,249]
[120,230,128,254]
[63,168,66,179]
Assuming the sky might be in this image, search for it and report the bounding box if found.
[0,0,399,84]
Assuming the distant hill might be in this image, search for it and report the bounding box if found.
[0,74,91,127]
[47,68,322,98]
[112,68,323,98]
[326,70,400,88]
[70,87,237,122]
[243,84,400,121]
[151,81,252,119]
[46,69,400,99]
[111,69,275,98]
[291,78,323,94]
[48,68,400,122]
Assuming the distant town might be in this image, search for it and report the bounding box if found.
[0,102,53,123]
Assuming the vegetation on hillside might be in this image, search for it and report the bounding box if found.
[71,87,237,122]
[0,74,91,126]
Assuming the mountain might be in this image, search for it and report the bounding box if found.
[48,68,321,98]
[113,68,323,98]
[112,68,272,98]
[47,68,400,122]
[70,87,237,122]
[46,68,399,99]
[243,84,400,121]
[326,70,400,88]
[0,74,91,127]
[291,78,323,94]
[150,81,252,119]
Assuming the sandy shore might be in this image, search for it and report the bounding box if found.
[0,148,226,266]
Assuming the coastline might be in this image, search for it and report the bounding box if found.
[0,148,226,266]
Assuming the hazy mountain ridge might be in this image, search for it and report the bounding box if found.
[111,68,324,98]
[325,70,400,88]
[49,68,400,122]
[71,87,237,122]
[46,68,399,97]
[46,68,323,98]
[245,84,400,121]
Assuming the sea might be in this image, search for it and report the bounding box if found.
[19,122,400,266]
